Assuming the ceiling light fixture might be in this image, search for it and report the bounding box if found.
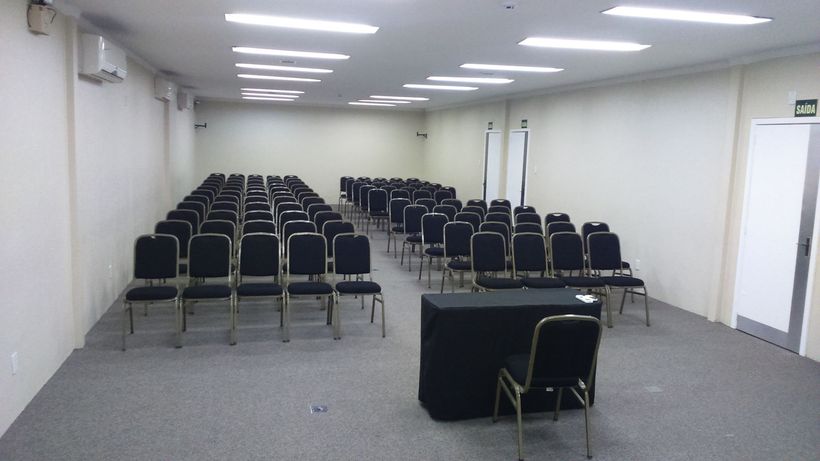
[428,76,514,84]
[460,63,563,73]
[349,102,396,107]
[519,37,650,51]
[403,84,478,91]
[236,63,333,73]
[601,6,772,25]
[242,96,295,102]
[225,14,378,34]
[242,92,299,98]
[370,95,430,101]
[232,47,350,60]
[358,99,411,104]
[240,88,305,94]
[237,74,321,82]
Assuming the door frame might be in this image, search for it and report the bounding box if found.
[506,129,530,206]
[482,130,503,202]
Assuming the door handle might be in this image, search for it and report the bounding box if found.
[797,237,811,257]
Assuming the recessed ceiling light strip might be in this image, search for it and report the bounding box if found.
[225,14,379,34]
[428,76,513,84]
[460,63,563,73]
[243,96,295,101]
[349,102,396,106]
[370,95,429,101]
[236,63,333,74]
[358,99,411,104]
[232,47,350,60]
[519,37,650,51]
[237,74,321,82]
[241,88,305,94]
[601,6,772,25]
[403,84,478,91]
[242,92,299,98]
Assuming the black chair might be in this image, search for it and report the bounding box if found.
[480,221,512,266]
[462,205,486,221]
[308,203,334,222]
[167,209,199,235]
[338,176,353,210]
[272,195,297,214]
[212,201,240,214]
[275,202,303,223]
[466,199,488,213]
[200,220,236,247]
[441,185,457,198]
[441,221,474,293]
[471,232,523,291]
[414,198,436,213]
[486,212,513,231]
[155,220,192,275]
[549,232,610,327]
[282,220,317,261]
[367,188,389,234]
[387,198,411,255]
[419,213,448,288]
[177,201,206,223]
[546,221,576,239]
[401,205,426,270]
[581,222,632,276]
[587,232,650,327]
[315,211,343,236]
[512,233,566,289]
[181,234,234,345]
[191,190,214,207]
[285,233,335,341]
[441,198,462,211]
[244,202,270,213]
[122,234,180,350]
[358,185,375,227]
[515,212,541,226]
[390,189,410,201]
[302,196,325,211]
[207,209,238,227]
[412,189,432,202]
[488,205,511,215]
[333,233,385,338]
[215,195,240,207]
[323,220,355,271]
[244,196,269,205]
[433,189,453,204]
[493,315,603,460]
[236,233,284,343]
[278,210,309,236]
[490,199,512,210]
[454,211,482,235]
[297,191,319,204]
[244,210,273,222]
[545,212,571,226]
[242,219,276,235]
[432,204,457,222]
[513,205,536,216]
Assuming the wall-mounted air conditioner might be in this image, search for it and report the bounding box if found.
[80,34,127,83]
[177,91,194,110]
[154,77,176,102]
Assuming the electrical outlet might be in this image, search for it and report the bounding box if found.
[11,352,18,375]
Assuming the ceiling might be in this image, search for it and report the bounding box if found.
[61,0,820,111]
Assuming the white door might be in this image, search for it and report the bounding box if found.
[505,130,529,206]
[483,131,502,202]
[733,118,820,354]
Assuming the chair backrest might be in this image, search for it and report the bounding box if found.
[133,234,178,280]
[444,221,473,258]
[466,199,488,213]
[515,212,541,225]
[333,233,372,275]
[242,220,276,235]
[389,198,411,225]
[244,202,270,213]
[461,205,485,221]
[323,221,355,257]
[278,210,309,235]
[523,315,603,391]
[340,176,353,193]
[390,189,410,200]
[192,189,214,204]
[581,221,610,253]
[308,204,334,221]
[547,221,576,238]
[433,189,453,204]
[412,189,432,201]
[490,199,511,210]
[545,212,571,226]
[513,205,536,216]
[296,191,318,203]
[207,210,238,226]
[587,232,623,272]
[215,194,240,206]
[188,234,232,278]
[351,182,364,205]
[275,202,303,221]
[488,205,510,215]
[368,188,388,213]
[360,185,375,208]
[239,233,280,277]
[244,210,273,222]
[514,222,543,235]
[272,195,297,212]
[302,196,325,209]
[471,232,507,272]
[167,209,200,235]
[345,179,355,201]
[287,233,327,276]
[177,201,206,221]
[200,220,235,243]
[454,212,481,233]
[211,201,239,215]
[155,220,192,259]
[421,213,448,246]
[415,198,436,213]
[403,205,426,234]
[485,212,512,230]
[549,232,585,272]
[512,232,548,274]
[441,186,457,198]
[441,198,462,211]
[432,204,457,222]
[283,220,317,255]
[480,221,510,254]
[314,211,343,233]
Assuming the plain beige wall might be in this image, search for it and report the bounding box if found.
[194,101,427,200]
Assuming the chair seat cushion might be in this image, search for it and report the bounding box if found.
[600,276,644,287]
[504,354,580,388]
[446,260,472,271]
[237,283,283,297]
[522,277,566,289]
[424,247,444,257]
[560,276,605,288]
[126,286,178,301]
[405,234,422,243]
[182,284,232,299]
[475,275,524,290]
[336,280,382,294]
[287,282,333,295]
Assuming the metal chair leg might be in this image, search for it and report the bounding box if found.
[175,298,182,348]
[229,295,237,346]
[282,295,290,342]
[583,389,592,459]
[605,286,614,328]
[553,387,563,421]
[380,294,386,338]
[332,294,341,340]
[516,390,524,461]
[643,286,650,327]
[121,301,129,351]
[492,375,502,422]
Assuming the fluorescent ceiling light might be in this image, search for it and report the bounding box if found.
[243,96,295,101]
[601,6,772,25]
[428,76,513,84]
[403,84,478,91]
[519,37,650,52]
[349,102,395,107]
[370,95,429,101]
[236,63,332,74]
[232,47,350,60]
[460,63,563,73]
[240,88,305,94]
[225,14,378,34]
[358,99,411,104]
[237,74,321,82]
[242,92,299,98]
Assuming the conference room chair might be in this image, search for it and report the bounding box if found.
[441,221,474,293]
[581,222,633,277]
[358,185,375,227]
[513,205,536,216]
[338,176,353,210]
[314,211,343,235]
[490,199,512,210]
[493,314,603,460]
[419,213,448,288]
[284,232,335,342]
[381,184,397,197]
[214,195,240,207]
[341,178,355,216]
[200,220,237,255]
[349,181,364,220]
[420,186,437,195]
[387,198,411,255]
[244,210,273,223]
[246,190,268,198]
[461,205,486,221]
[211,201,239,217]
[207,209,238,228]
[191,190,214,207]
[302,196,325,210]
[486,212,513,231]
[549,232,610,327]
[466,199,488,213]
[441,185,457,198]
[167,209,199,235]
[332,233,385,338]
[488,205,511,215]
[390,189,410,201]
[470,231,523,291]
[514,223,543,235]
[306,204,332,222]
[184,194,211,212]
[282,220,317,258]
[242,219,276,236]
[278,210,309,237]
[415,198,437,213]
[367,188,389,234]
[454,211,482,235]
[441,198,462,212]
[432,204,457,222]
[244,202,270,213]
[546,222,576,241]
[177,201,206,223]
[323,220,355,272]
[433,189,453,204]
[275,202,303,224]
[155,220,192,276]
[181,233,234,346]
[545,212,571,226]
[272,195,298,214]
[412,189,432,202]
[511,233,566,289]
[480,221,513,272]
[235,233,284,344]
[122,234,180,350]
[401,204,426,270]
[515,212,541,226]
[221,190,242,203]
[297,191,319,204]
[244,196,269,206]
[587,232,650,327]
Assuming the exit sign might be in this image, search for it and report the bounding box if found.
[795,99,817,117]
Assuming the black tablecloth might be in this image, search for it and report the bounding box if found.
[419,289,602,420]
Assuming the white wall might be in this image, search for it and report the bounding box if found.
[194,102,426,200]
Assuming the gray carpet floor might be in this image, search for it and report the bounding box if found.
[1,229,819,461]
